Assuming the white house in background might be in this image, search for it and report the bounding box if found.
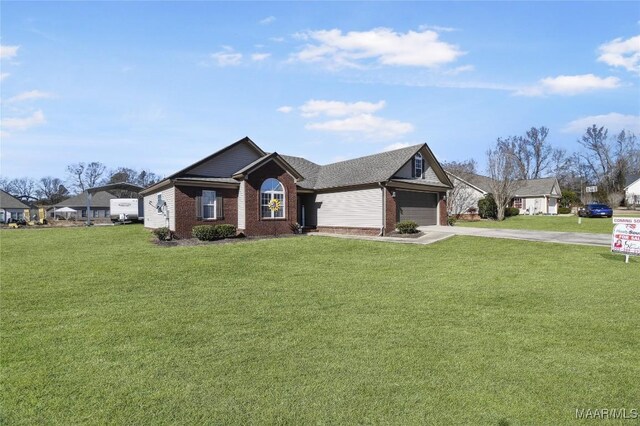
[624,174,640,206]
[447,172,562,215]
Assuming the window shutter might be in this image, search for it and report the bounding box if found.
[195,195,202,220]
[421,158,426,179]
[216,195,224,219]
[411,157,416,178]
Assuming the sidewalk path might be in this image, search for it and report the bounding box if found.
[420,226,610,247]
[311,231,454,245]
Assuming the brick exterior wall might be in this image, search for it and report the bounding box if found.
[317,226,380,236]
[384,187,397,234]
[439,194,448,226]
[174,185,238,238]
[243,161,298,236]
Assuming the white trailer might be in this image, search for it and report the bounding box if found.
[110,198,143,223]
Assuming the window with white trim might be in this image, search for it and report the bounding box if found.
[414,153,423,178]
[202,190,217,219]
[513,197,523,209]
[261,178,285,219]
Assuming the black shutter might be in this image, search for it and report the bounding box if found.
[421,158,426,179]
[216,195,224,219]
[195,194,202,220]
[411,157,416,178]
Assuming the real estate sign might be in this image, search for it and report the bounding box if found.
[611,223,640,257]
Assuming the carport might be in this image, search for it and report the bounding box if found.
[85,183,144,225]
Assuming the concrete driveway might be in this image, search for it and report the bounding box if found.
[420,225,610,247]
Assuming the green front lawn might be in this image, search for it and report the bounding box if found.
[1,226,637,424]
[456,214,619,234]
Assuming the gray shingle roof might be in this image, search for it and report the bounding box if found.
[55,191,116,208]
[624,173,640,188]
[514,177,560,197]
[175,177,239,184]
[449,172,494,193]
[283,144,424,190]
[0,190,30,209]
[279,155,322,189]
[451,172,560,197]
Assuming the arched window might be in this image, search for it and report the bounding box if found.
[261,178,285,219]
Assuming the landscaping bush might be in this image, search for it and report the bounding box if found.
[396,220,419,234]
[153,227,173,241]
[558,207,571,214]
[505,207,520,217]
[478,195,497,219]
[192,224,236,241]
[447,216,457,226]
[216,224,236,238]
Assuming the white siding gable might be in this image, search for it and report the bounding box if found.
[144,186,176,231]
[186,143,262,177]
[394,155,441,183]
[316,187,382,229]
[626,179,640,205]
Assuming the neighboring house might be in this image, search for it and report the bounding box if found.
[140,137,453,238]
[50,190,116,219]
[0,189,31,223]
[447,172,562,215]
[624,174,640,207]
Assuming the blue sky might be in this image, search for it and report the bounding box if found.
[1,1,639,179]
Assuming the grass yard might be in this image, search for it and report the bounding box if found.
[1,226,638,424]
[456,214,619,234]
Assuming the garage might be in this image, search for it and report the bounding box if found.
[396,190,438,226]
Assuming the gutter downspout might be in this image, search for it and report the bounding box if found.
[378,182,386,236]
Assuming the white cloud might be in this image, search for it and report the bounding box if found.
[1,110,46,131]
[306,114,414,139]
[382,142,413,152]
[418,24,458,33]
[277,106,293,113]
[251,53,271,61]
[293,27,465,69]
[269,37,285,43]
[7,90,54,103]
[0,73,9,81]
[210,47,243,66]
[0,45,19,59]
[597,35,640,74]
[300,100,385,117]
[563,113,640,134]
[515,74,621,96]
[442,64,475,75]
[260,16,276,25]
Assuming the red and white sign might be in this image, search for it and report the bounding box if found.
[611,223,640,256]
[612,217,640,224]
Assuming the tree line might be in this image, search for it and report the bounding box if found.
[445,124,639,220]
[0,162,162,204]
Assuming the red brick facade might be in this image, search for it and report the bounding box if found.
[438,195,448,226]
[384,187,397,234]
[174,185,238,238]
[243,160,298,236]
[317,226,380,236]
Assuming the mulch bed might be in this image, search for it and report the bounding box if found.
[153,233,306,247]
[385,231,425,239]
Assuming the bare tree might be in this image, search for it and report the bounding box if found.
[66,163,86,193]
[85,162,106,188]
[486,140,522,221]
[0,177,15,193]
[443,159,479,217]
[66,161,106,193]
[37,177,69,204]
[10,177,38,201]
[525,126,553,179]
[136,170,161,187]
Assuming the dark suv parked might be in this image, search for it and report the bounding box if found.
[578,203,613,218]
